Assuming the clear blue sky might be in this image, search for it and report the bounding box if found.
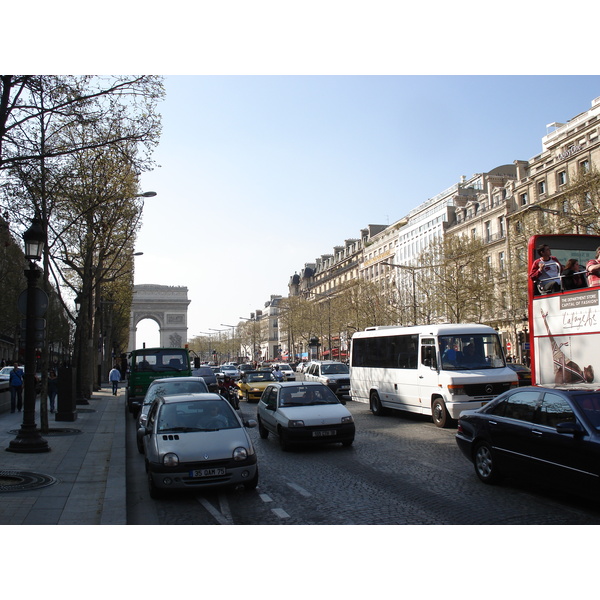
[134,75,600,345]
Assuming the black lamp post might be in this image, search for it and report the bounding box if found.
[7,218,50,453]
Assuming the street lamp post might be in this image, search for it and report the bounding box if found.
[220,324,236,361]
[239,316,258,364]
[7,219,50,453]
[209,328,227,363]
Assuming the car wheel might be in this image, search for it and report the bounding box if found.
[244,469,259,491]
[147,471,165,499]
[278,427,291,451]
[258,418,269,439]
[342,438,354,447]
[370,391,385,416]
[136,436,144,454]
[473,442,501,484]
[431,397,452,428]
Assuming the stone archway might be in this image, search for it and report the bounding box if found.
[129,284,190,351]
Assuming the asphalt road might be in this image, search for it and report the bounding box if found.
[126,394,600,526]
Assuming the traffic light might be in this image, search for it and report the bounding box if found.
[518,331,525,344]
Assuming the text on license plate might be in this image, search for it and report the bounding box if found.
[312,430,336,437]
[190,467,226,478]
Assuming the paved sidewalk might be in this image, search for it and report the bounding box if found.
[0,385,126,525]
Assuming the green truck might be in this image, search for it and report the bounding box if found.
[125,347,192,415]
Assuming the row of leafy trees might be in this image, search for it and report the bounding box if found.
[0,75,164,430]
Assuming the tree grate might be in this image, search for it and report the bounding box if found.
[0,471,58,492]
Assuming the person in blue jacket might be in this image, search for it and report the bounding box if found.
[9,362,24,413]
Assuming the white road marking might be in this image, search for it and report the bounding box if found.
[272,508,290,519]
[218,493,233,521]
[259,493,273,502]
[286,482,312,497]
[196,496,233,525]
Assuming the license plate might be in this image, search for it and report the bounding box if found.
[312,430,336,437]
[190,467,226,478]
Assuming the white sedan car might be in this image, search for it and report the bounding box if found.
[256,381,355,451]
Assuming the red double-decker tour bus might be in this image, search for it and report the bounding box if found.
[528,234,600,388]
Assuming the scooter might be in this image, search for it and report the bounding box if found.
[220,384,240,410]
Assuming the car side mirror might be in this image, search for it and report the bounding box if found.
[556,421,584,436]
[244,419,257,428]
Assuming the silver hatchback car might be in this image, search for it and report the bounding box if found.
[139,393,258,499]
[136,376,210,453]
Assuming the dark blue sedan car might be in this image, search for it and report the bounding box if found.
[456,386,600,494]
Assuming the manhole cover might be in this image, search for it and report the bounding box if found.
[8,428,82,436]
[0,471,58,492]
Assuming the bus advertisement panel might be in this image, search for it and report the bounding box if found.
[528,234,600,388]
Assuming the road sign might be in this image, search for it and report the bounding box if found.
[17,287,49,317]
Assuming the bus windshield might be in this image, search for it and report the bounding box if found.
[438,334,505,371]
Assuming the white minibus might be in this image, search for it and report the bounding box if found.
[350,324,518,427]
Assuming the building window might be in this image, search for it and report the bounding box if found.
[557,170,567,186]
[520,192,528,206]
[537,180,546,196]
[499,251,505,273]
[498,216,505,238]
[485,221,491,243]
[580,159,590,173]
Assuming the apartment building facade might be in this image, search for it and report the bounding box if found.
[277,95,600,363]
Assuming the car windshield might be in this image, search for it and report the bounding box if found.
[247,372,275,382]
[321,363,349,374]
[279,385,340,406]
[145,380,208,405]
[157,400,240,432]
[438,334,505,370]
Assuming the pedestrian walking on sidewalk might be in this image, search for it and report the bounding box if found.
[9,362,24,413]
[109,366,121,396]
[47,370,58,412]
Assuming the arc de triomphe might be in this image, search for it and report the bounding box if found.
[129,284,190,351]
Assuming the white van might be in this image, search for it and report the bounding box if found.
[350,324,518,427]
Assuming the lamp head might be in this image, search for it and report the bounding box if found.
[23,218,46,261]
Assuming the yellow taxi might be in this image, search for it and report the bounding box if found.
[237,370,276,403]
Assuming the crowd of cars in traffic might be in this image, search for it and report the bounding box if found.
[132,360,355,498]
[130,356,600,503]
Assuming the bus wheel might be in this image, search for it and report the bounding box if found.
[370,391,385,416]
[431,397,451,428]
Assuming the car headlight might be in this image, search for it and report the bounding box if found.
[341,416,353,424]
[289,420,305,427]
[448,385,465,396]
[163,453,179,467]
[233,447,248,461]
